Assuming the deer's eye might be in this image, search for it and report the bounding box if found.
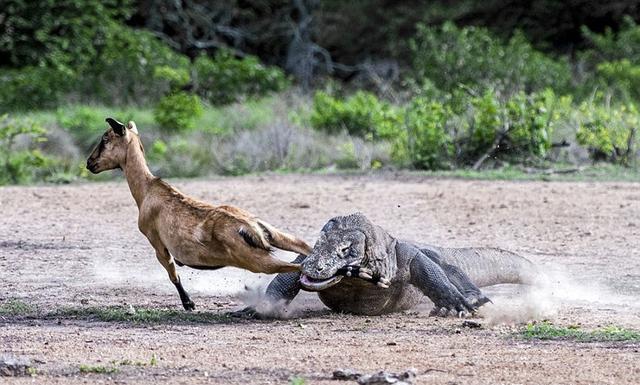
[102,134,109,142]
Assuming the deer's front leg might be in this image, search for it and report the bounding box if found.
[149,239,195,311]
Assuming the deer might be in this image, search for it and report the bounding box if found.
[86,118,312,310]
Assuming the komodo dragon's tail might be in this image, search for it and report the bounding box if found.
[425,247,541,288]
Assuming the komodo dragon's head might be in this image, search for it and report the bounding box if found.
[300,213,397,291]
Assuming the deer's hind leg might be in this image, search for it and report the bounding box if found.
[147,235,195,311]
[258,220,312,255]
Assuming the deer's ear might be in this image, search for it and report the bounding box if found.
[127,121,138,134]
[106,117,126,136]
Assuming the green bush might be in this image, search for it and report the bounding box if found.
[467,90,503,159]
[582,16,640,64]
[462,89,561,165]
[193,51,289,105]
[154,92,204,131]
[80,25,191,105]
[398,99,452,170]
[0,115,51,184]
[596,59,640,101]
[310,91,402,139]
[580,17,640,102]
[0,22,191,109]
[410,22,571,96]
[576,100,638,165]
[0,0,132,69]
[0,66,73,111]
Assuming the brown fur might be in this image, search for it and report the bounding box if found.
[87,119,311,307]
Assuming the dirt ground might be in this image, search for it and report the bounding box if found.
[1,173,639,384]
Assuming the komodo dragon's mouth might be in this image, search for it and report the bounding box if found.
[300,274,343,291]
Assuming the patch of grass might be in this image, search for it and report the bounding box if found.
[79,364,119,374]
[408,164,640,182]
[521,321,640,342]
[0,299,35,315]
[110,354,158,367]
[290,377,306,385]
[52,306,232,324]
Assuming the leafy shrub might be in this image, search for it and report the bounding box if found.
[504,90,558,158]
[398,99,453,170]
[154,66,190,89]
[154,92,203,131]
[0,0,132,69]
[193,51,289,105]
[576,100,638,165]
[582,16,640,64]
[466,90,503,159]
[80,25,191,105]
[596,59,640,101]
[310,91,402,139]
[0,22,191,109]
[0,115,51,185]
[464,89,561,165]
[579,17,640,102]
[0,66,73,111]
[410,22,571,96]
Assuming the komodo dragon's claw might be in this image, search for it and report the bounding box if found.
[337,266,391,288]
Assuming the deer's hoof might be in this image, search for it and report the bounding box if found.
[183,301,196,311]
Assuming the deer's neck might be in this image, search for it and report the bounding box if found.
[122,138,154,209]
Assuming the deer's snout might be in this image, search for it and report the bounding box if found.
[86,158,99,174]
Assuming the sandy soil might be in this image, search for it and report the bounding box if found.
[1,174,639,384]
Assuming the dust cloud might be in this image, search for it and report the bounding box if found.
[480,263,638,326]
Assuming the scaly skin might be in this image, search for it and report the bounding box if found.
[246,213,538,317]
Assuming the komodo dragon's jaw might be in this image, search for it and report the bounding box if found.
[300,274,343,291]
[300,264,389,291]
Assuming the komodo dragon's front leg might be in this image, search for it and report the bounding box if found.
[231,254,306,318]
[400,242,479,317]
[420,248,491,308]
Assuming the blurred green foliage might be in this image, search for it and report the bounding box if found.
[400,99,452,170]
[311,88,565,170]
[0,115,50,184]
[310,91,402,140]
[410,22,572,96]
[576,100,638,165]
[193,51,289,105]
[154,92,204,132]
[1,1,640,184]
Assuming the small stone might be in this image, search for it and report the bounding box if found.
[462,320,482,329]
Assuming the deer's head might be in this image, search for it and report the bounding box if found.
[86,118,139,174]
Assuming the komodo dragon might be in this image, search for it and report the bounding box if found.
[242,212,539,317]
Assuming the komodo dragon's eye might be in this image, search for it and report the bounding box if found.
[340,246,350,255]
